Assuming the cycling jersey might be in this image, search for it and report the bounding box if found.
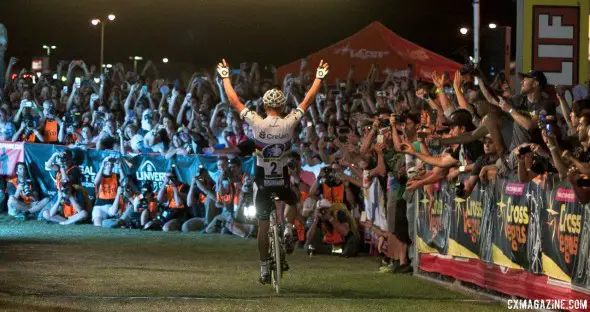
[240,107,303,188]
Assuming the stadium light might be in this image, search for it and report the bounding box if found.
[489,23,497,29]
[162,57,169,63]
[460,27,469,35]
[42,44,56,56]
[91,14,116,73]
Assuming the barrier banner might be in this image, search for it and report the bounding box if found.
[542,181,583,282]
[492,178,543,273]
[448,182,493,261]
[0,142,24,176]
[24,143,65,197]
[22,143,255,204]
[572,203,590,288]
[415,181,450,254]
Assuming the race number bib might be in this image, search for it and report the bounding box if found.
[259,144,286,187]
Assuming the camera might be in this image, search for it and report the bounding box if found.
[60,185,72,202]
[322,167,338,185]
[23,119,34,129]
[321,167,333,177]
[391,114,402,124]
[455,181,466,198]
[417,130,429,139]
[429,137,441,149]
[460,61,477,76]
[379,118,390,129]
[518,146,532,155]
[196,165,207,182]
[154,207,179,224]
[137,198,150,213]
[19,179,32,196]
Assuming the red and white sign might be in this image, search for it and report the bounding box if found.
[505,182,525,196]
[555,188,576,203]
[31,59,43,72]
[532,6,579,86]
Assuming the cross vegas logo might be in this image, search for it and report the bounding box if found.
[135,160,167,189]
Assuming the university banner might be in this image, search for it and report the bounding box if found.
[448,180,493,261]
[22,143,255,203]
[0,141,24,176]
[492,178,544,273]
[24,143,67,197]
[542,180,584,282]
[415,181,450,254]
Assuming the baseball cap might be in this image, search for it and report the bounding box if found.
[518,70,547,87]
[443,109,474,129]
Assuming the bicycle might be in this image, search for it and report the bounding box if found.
[268,193,287,294]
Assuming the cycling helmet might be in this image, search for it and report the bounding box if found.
[262,89,286,108]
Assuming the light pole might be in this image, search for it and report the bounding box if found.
[42,45,56,56]
[129,56,143,73]
[473,0,480,65]
[91,14,116,73]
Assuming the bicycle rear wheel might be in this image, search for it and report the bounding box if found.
[271,223,282,293]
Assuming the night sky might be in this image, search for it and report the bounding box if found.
[0,0,516,74]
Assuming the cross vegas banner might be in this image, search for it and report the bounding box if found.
[448,181,493,261]
[492,178,543,273]
[542,181,583,282]
[416,181,451,254]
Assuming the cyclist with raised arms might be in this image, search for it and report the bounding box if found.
[217,59,329,284]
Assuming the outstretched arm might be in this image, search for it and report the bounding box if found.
[217,59,246,113]
[298,60,329,113]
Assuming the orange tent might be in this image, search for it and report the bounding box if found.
[278,21,462,85]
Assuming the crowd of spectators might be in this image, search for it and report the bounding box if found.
[1,54,590,274]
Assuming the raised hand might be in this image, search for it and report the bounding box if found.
[431,71,445,89]
[453,70,462,90]
[217,59,230,79]
[400,143,416,155]
[316,60,329,80]
[374,143,385,153]
[8,57,18,66]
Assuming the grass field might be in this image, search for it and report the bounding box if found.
[0,216,509,312]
